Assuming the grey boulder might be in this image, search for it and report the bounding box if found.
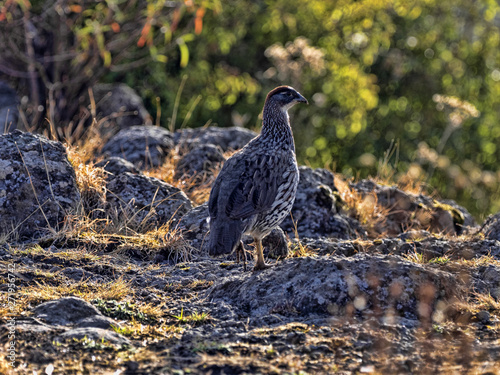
[480,212,500,241]
[350,179,476,236]
[106,172,192,231]
[209,254,463,322]
[33,296,115,329]
[174,144,225,189]
[174,126,257,153]
[101,125,174,169]
[0,130,80,240]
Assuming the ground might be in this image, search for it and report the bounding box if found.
[1,233,500,375]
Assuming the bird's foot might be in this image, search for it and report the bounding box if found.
[253,262,273,271]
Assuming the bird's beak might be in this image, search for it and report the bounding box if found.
[296,94,308,104]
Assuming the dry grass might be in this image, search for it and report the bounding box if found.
[21,277,132,305]
[37,136,194,262]
[113,318,185,340]
[402,247,427,264]
[287,215,316,257]
[40,219,193,264]
[335,176,390,238]
[0,276,132,318]
[457,254,500,267]
[0,356,13,375]
[112,221,193,263]
[68,150,107,215]
[474,293,500,313]
[144,145,232,206]
[143,147,179,185]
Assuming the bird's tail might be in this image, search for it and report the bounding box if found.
[206,220,245,256]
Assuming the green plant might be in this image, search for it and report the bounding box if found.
[77,336,114,350]
[93,299,157,323]
[429,255,451,265]
[111,324,135,337]
[171,308,210,325]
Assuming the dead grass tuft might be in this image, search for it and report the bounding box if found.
[19,277,132,309]
[335,176,390,238]
[474,293,500,313]
[112,221,193,263]
[144,145,231,206]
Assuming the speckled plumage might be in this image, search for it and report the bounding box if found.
[207,86,308,270]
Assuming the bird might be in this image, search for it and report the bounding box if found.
[206,86,308,271]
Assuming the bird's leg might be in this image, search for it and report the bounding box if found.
[253,238,272,271]
[236,241,247,271]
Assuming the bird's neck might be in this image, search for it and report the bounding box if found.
[261,103,295,149]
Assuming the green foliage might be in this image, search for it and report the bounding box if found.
[171,307,210,325]
[76,336,115,350]
[3,0,500,219]
[122,0,500,220]
[0,0,218,135]
[92,299,155,323]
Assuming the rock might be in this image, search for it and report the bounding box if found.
[1,317,54,334]
[101,125,174,169]
[106,172,192,231]
[476,310,490,323]
[95,156,141,177]
[174,126,257,153]
[174,144,225,188]
[0,130,81,240]
[76,316,119,329]
[177,203,210,251]
[33,297,115,329]
[92,83,152,136]
[280,167,364,240]
[350,179,476,236]
[57,327,130,347]
[480,212,500,241]
[0,81,19,133]
[209,254,463,322]
[473,264,500,299]
[263,227,288,259]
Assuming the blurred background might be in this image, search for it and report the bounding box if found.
[1,0,500,221]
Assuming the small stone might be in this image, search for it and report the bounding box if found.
[476,310,490,323]
[286,332,306,345]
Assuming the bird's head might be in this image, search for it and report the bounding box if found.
[265,86,308,112]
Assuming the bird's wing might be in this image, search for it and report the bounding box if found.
[224,154,280,220]
[208,167,224,219]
